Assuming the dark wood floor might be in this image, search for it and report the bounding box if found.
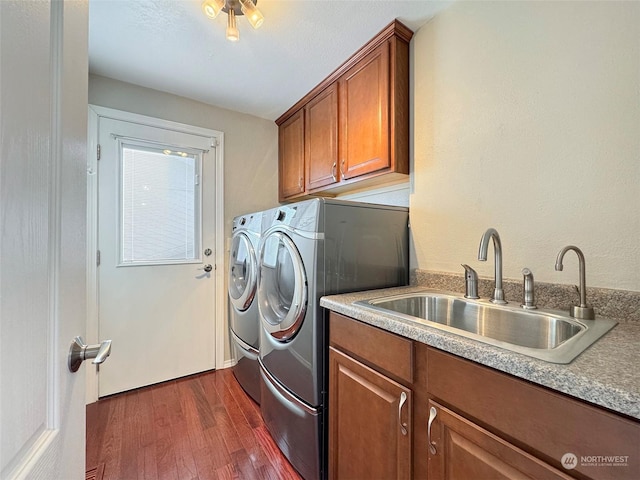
[86,368,302,480]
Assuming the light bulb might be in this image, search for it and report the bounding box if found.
[239,0,264,29]
[226,9,239,42]
[201,0,225,19]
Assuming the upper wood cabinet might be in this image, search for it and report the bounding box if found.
[276,20,413,202]
[278,108,305,199]
[339,40,390,180]
[305,83,339,192]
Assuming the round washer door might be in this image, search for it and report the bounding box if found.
[258,231,307,342]
[228,232,257,312]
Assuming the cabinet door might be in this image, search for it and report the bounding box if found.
[339,41,390,180]
[426,346,640,480]
[278,109,305,200]
[305,83,339,191]
[329,347,411,480]
[427,400,572,480]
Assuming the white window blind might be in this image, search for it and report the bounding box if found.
[120,143,200,264]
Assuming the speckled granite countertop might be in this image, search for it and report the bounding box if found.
[321,286,640,420]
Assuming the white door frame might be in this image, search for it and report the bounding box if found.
[86,105,225,403]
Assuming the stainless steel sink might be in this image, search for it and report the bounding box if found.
[355,290,617,363]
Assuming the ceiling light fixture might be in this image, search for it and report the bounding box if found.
[201,0,264,42]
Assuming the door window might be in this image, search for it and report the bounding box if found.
[119,141,202,266]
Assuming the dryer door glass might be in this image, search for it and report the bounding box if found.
[258,231,307,342]
[229,232,257,311]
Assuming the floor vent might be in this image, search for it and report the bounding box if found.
[85,463,105,480]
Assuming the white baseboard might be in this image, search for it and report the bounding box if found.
[221,359,236,369]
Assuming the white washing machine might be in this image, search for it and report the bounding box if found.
[256,198,409,479]
[228,211,262,404]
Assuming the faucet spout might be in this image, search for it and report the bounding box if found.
[478,228,507,304]
[555,245,595,319]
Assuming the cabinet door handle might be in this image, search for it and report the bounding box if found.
[427,406,437,454]
[398,391,408,436]
[331,162,337,182]
[340,159,346,177]
[299,176,303,189]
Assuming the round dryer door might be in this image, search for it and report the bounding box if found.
[228,232,257,311]
[258,231,307,342]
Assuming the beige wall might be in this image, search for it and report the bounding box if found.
[89,74,279,220]
[89,74,279,361]
[411,1,640,292]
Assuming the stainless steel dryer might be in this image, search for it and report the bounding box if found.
[228,211,262,404]
[256,198,409,479]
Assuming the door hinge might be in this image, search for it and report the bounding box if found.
[97,144,101,161]
[195,174,200,186]
[96,250,101,266]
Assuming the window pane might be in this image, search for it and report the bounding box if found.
[121,144,199,264]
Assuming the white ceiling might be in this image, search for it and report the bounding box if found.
[89,0,452,121]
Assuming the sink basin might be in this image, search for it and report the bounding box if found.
[355,290,617,363]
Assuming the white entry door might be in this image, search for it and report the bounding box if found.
[0,1,88,479]
[96,114,219,397]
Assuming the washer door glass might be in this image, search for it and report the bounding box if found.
[228,232,257,311]
[258,231,307,342]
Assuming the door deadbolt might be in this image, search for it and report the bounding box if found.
[204,248,212,256]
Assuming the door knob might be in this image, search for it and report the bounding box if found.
[68,336,112,373]
[203,264,213,273]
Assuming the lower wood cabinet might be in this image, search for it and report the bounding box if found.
[421,345,640,480]
[427,399,572,480]
[328,346,412,480]
[328,312,640,480]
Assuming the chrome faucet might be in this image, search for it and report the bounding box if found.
[478,228,507,304]
[521,268,537,309]
[555,245,595,320]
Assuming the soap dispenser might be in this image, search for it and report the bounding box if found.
[461,264,480,299]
